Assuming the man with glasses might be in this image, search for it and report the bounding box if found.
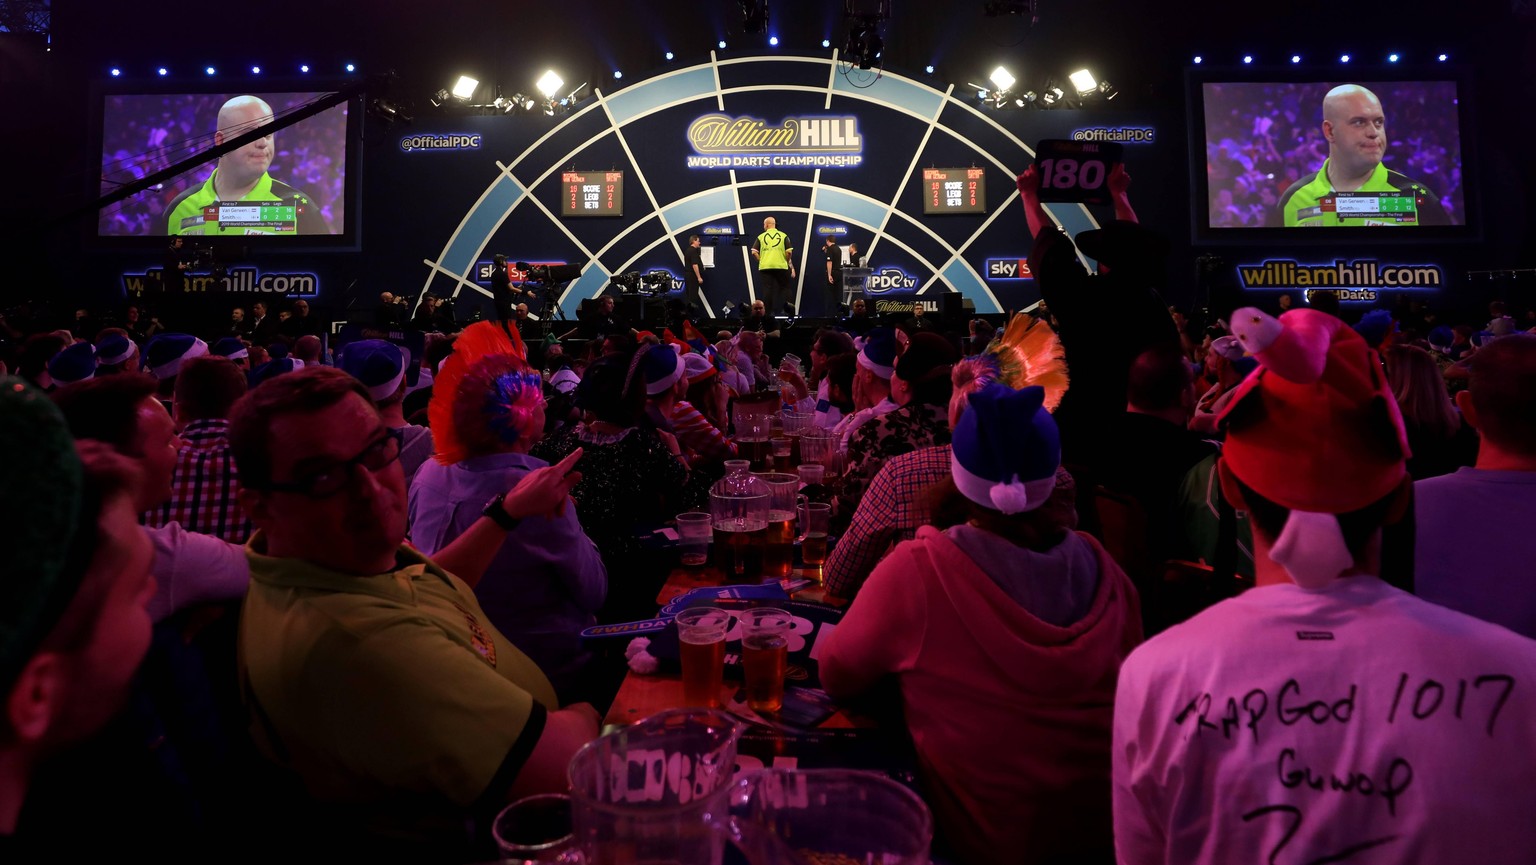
[229,366,598,852]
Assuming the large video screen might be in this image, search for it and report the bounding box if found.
[98,92,348,236]
[1202,81,1465,229]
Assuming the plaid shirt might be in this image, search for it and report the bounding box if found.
[144,419,251,544]
[824,443,951,600]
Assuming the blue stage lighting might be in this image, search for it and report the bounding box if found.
[300,64,310,73]
[252,65,261,74]
[110,67,121,77]
[769,36,779,46]
[665,52,674,61]
[345,63,356,72]
[1340,54,1350,63]
[1388,53,1400,63]
[1243,55,1253,64]
[718,40,727,49]
[157,67,168,76]
[205,66,216,75]
[1291,55,1301,64]
[925,65,934,74]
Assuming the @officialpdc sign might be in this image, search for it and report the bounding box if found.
[1033,139,1124,207]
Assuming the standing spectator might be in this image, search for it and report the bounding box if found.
[1416,334,1536,637]
[1113,309,1536,865]
[248,301,279,346]
[143,356,251,544]
[822,384,1140,865]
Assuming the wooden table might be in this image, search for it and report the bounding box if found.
[603,564,855,728]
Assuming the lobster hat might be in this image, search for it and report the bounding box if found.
[338,340,407,402]
[143,333,208,379]
[857,327,897,379]
[951,384,1060,515]
[1217,307,1410,588]
[48,342,98,384]
[639,344,685,395]
[96,334,137,366]
[211,337,248,361]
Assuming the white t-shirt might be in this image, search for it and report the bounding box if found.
[1113,575,1536,865]
[144,522,250,623]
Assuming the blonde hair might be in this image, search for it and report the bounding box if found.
[1385,344,1459,440]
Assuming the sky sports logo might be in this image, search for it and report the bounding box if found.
[986,259,1035,280]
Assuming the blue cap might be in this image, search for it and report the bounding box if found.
[857,327,897,379]
[211,337,249,360]
[48,343,98,385]
[950,384,1060,514]
[142,333,208,379]
[338,340,407,402]
[95,334,136,366]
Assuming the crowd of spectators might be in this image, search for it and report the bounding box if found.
[5,163,1536,863]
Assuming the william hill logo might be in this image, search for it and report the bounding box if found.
[1238,259,1443,290]
[688,114,862,153]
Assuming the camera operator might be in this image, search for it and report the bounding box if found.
[162,237,191,297]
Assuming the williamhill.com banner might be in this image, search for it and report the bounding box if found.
[1238,258,1444,302]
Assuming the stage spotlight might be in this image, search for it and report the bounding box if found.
[925,65,935,74]
[1068,69,1097,96]
[511,93,536,111]
[157,67,168,76]
[300,64,310,73]
[1019,90,1038,106]
[205,66,216,76]
[1340,54,1350,63]
[844,18,884,70]
[989,66,1016,92]
[976,88,988,100]
[718,40,728,49]
[1388,53,1400,63]
[451,75,479,100]
[345,63,356,73]
[1040,85,1065,107]
[1098,80,1118,100]
[614,70,623,79]
[368,98,412,125]
[1291,54,1301,64]
[110,67,121,77]
[252,66,261,74]
[1242,55,1253,64]
[430,89,451,109]
[769,36,779,46]
[536,70,564,99]
[1193,55,1203,64]
[1438,53,1448,62]
[822,39,831,48]
[665,51,675,60]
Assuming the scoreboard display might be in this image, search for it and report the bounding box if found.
[561,171,624,217]
[922,168,985,215]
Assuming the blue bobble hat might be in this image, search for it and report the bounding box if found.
[249,357,305,388]
[95,334,137,366]
[338,340,407,402]
[1352,309,1394,349]
[951,383,1060,514]
[639,344,685,395]
[48,342,98,385]
[857,327,898,379]
[142,333,208,379]
[211,337,249,361]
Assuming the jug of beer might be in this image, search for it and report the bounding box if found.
[723,769,934,865]
[710,460,771,580]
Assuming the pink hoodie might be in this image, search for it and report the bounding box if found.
[820,527,1143,865]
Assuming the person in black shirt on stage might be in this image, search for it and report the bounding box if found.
[823,237,844,316]
[682,235,705,315]
[491,254,517,338]
[160,237,189,301]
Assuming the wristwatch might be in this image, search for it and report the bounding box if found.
[482,493,521,531]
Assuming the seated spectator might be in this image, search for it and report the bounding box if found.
[1384,343,1478,479]
[734,329,773,389]
[94,331,138,375]
[787,330,857,428]
[831,327,899,450]
[640,347,734,468]
[529,351,689,566]
[338,340,435,487]
[143,356,252,543]
[410,352,606,701]
[52,372,249,623]
[841,332,958,510]
[681,352,731,439]
[47,341,98,386]
[17,332,67,391]
[821,383,1141,865]
[0,381,155,842]
[231,367,598,851]
[1416,333,1536,638]
[292,334,323,365]
[141,333,208,408]
[1113,308,1536,864]
[210,336,250,371]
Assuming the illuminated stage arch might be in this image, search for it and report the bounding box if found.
[419,52,1102,316]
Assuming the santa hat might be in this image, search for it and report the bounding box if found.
[549,367,581,394]
[951,384,1060,515]
[639,344,685,395]
[1217,307,1410,588]
[249,357,305,388]
[95,334,137,366]
[142,333,208,379]
[857,327,897,379]
[1427,326,1455,354]
[1352,309,1395,349]
[1210,335,1246,361]
[682,351,718,385]
[338,340,407,402]
[211,337,249,361]
[48,343,98,384]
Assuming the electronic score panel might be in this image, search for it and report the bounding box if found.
[561,171,624,217]
[922,168,986,215]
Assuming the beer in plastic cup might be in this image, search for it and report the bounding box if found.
[675,511,713,567]
[675,608,731,709]
[738,608,792,713]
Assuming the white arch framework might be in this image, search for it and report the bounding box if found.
[419,51,1100,316]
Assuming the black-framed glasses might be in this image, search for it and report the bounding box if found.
[262,428,404,499]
